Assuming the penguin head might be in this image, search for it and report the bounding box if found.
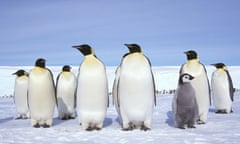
[62,65,71,72]
[179,73,194,84]
[211,63,226,69]
[72,44,95,56]
[184,50,198,60]
[12,69,28,77]
[35,58,46,68]
[124,44,142,53]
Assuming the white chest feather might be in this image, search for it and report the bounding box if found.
[211,70,232,109]
[57,72,77,106]
[28,68,55,119]
[76,56,108,121]
[14,76,29,113]
[118,53,155,120]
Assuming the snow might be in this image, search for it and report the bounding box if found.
[0,66,240,143]
[1,66,240,96]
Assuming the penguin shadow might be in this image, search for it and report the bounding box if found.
[103,117,113,128]
[53,117,71,126]
[115,117,121,125]
[209,108,215,113]
[165,111,175,128]
[0,116,14,124]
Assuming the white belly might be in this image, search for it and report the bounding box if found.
[118,56,154,122]
[212,71,232,112]
[57,73,77,114]
[76,64,108,123]
[28,69,55,120]
[14,77,29,114]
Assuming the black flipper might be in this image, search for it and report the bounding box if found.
[225,70,234,102]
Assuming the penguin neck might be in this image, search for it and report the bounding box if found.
[82,55,101,66]
[18,75,28,79]
[35,66,46,71]
[186,59,200,67]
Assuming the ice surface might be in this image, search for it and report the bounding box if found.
[0,93,240,144]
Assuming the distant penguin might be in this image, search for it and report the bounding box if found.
[13,69,30,119]
[115,44,156,131]
[112,66,122,123]
[28,58,56,128]
[211,63,234,114]
[73,44,108,131]
[180,50,211,124]
[56,65,77,120]
[172,73,199,129]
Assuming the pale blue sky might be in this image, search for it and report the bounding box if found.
[0,0,240,66]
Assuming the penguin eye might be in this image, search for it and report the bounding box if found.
[184,75,189,80]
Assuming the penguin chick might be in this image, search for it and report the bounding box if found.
[173,73,199,129]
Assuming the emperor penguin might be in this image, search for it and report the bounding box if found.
[72,44,108,131]
[180,50,211,124]
[115,43,156,131]
[211,63,234,114]
[28,58,56,128]
[172,73,199,129]
[13,69,30,119]
[56,65,77,120]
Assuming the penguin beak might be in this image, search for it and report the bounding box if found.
[12,72,17,75]
[72,45,81,49]
[190,75,195,80]
[211,64,218,68]
[124,44,129,47]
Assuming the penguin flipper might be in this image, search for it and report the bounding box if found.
[225,70,234,101]
[47,68,57,107]
[201,63,211,105]
[179,64,184,74]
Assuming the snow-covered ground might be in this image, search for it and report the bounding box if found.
[1,93,240,144]
[1,66,240,96]
[0,66,240,144]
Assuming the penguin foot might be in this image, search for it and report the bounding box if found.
[197,120,206,125]
[86,127,94,131]
[15,116,22,120]
[22,115,28,119]
[60,117,68,120]
[96,127,102,131]
[33,123,40,128]
[42,124,50,128]
[122,122,136,131]
[140,125,151,131]
[122,127,133,131]
[187,125,196,128]
[215,110,227,114]
[177,126,185,129]
[69,116,75,119]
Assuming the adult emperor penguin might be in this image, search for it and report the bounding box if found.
[72,44,108,131]
[28,58,56,128]
[56,65,77,120]
[172,73,198,129]
[180,50,211,124]
[115,43,156,131]
[13,69,29,119]
[211,63,234,114]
